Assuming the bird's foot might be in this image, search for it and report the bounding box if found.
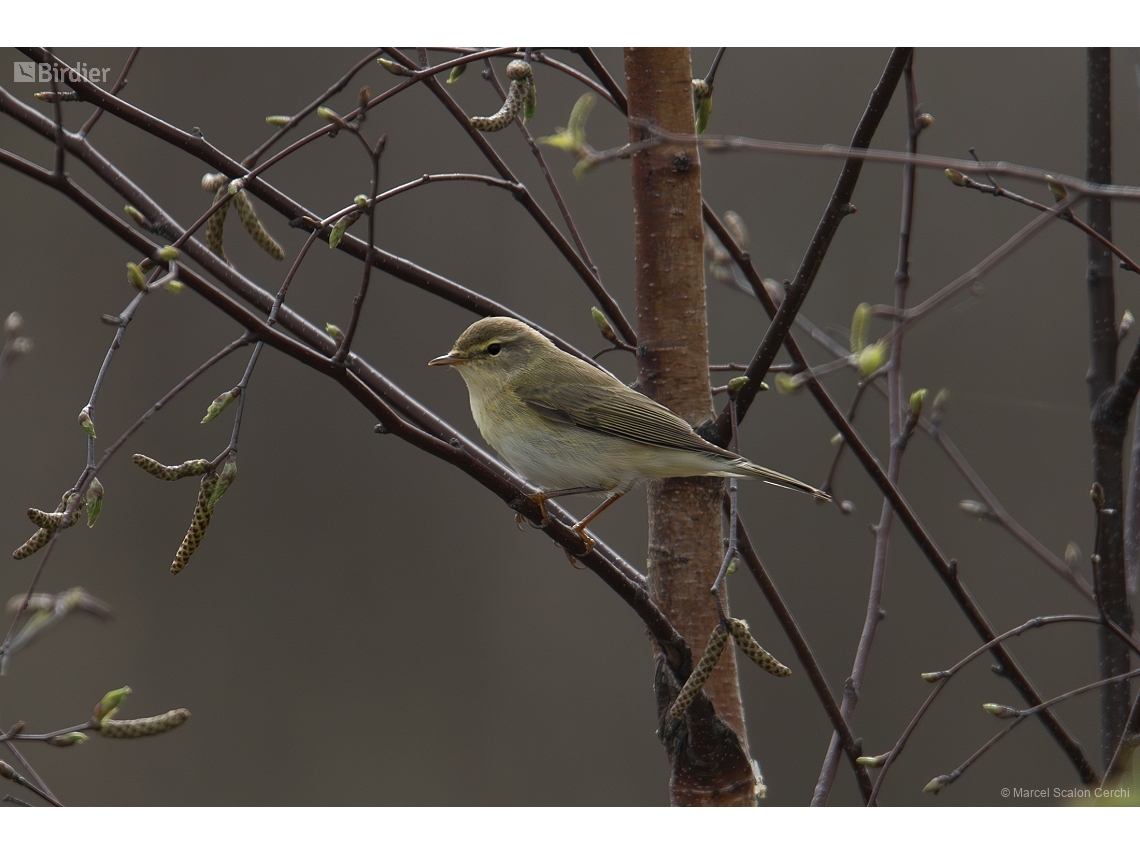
[570,521,596,554]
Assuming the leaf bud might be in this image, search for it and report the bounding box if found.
[856,342,887,378]
[201,388,239,424]
[1045,175,1067,202]
[944,168,967,186]
[92,685,131,723]
[850,302,871,353]
[78,406,96,439]
[126,262,147,292]
[590,307,620,346]
[923,776,949,795]
[48,732,88,747]
[982,703,1020,719]
[85,477,104,528]
[909,388,927,419]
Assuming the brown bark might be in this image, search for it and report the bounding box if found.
[625,47,755,806]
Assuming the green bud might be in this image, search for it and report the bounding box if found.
[1120,310,1135,340]
[158,246,180,262]
[209,458,238,508]
[916,112,934,129]
[446,64,467,84]
[201,388,239,424]
[850,302,871,353]
[590,307,620,346]
[85,477,104,528]
[539,93,595,155]
[856,753,890,768]
[328,214,357,249]
[774,372,803,395]
[920,671,946,683]
[725,555,739,576]
[354,194,369,208]
[93,685,131,723]
[727,376,749,395]
[982,703,1020,719]
[695,95,712,135]
[856,342,887,378]
[316,106,346,127]
[326,323,344,342]
[1045,175,1067,202]
[522,79,537,125]
[830,432,844,446]
[377,57,413,77]
[79,407,96,439]
[123,205,151,229]
[48,731,88,747]
[126,262,147,292]
[265,115,291,127]
[164,279,184,295]
[909,388,927,419]
[923,776,948,795]
[944,168,967,187]
[0,760,15,780]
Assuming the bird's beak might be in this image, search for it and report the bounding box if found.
[428,352,466,367]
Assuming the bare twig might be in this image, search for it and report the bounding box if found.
[78,47,139,138]
[702,201,1097,786]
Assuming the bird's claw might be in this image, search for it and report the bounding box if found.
[570,523,596,554]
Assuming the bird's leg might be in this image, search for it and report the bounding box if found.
[525,485,605,528]
[570,490,628,553]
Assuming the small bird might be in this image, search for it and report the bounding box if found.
[430,317,829,549]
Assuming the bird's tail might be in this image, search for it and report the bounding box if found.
[737,460,831,502]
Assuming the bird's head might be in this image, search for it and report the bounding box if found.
[429,316,550,388]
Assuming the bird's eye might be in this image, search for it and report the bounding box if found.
[486,342,502,355]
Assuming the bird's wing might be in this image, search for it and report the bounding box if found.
[515,380,736,460]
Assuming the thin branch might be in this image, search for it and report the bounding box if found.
[813,54,923,805]
[484,60,602,280]
[0,131,699,684]
[701,207,1097,785]
[383,47,637,347]
[927,664,1140,796]
[703,48,727,88]
[949,169,1140,275]
[0,82,594,365]
[733,514,874,801]
[243,49,383,168]
[867,614,1118,803]
[0,539,59,675]
[78,47,139,137]
[573,49,628,113]
[708,47,912,443]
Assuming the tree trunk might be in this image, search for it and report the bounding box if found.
[1085,47,1134,775]
[625,47,755,806]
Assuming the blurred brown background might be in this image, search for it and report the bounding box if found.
[1,47,1138,806]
